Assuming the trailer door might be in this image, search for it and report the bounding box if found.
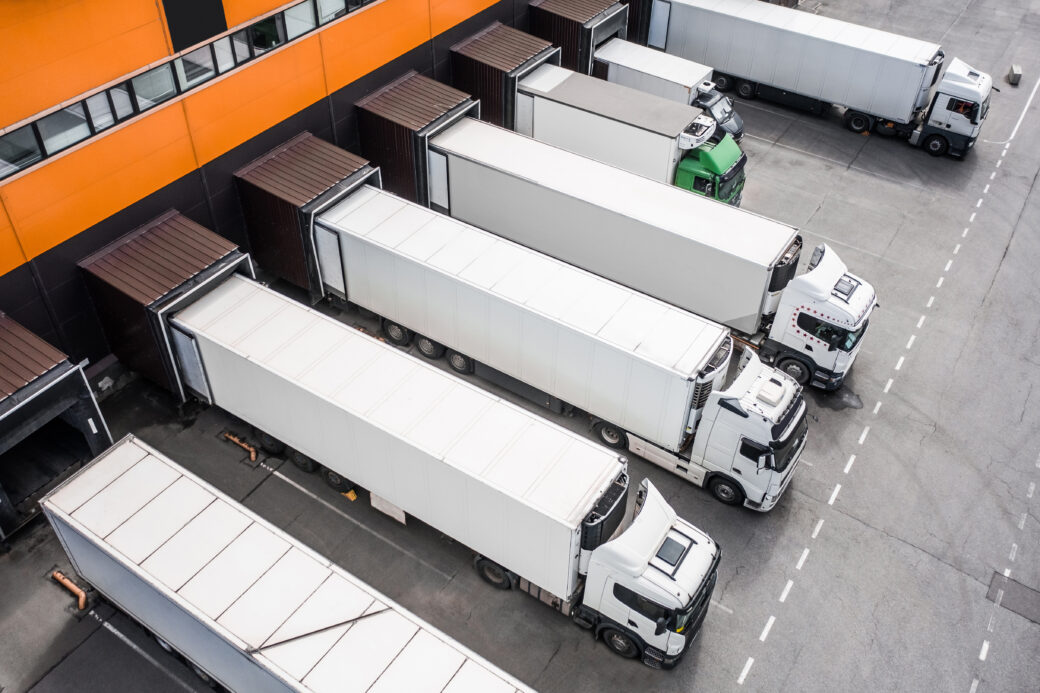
[170,327,212,403]
[648,1,671,50]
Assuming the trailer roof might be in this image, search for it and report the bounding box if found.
[0,312,66,404]
[676,0,940,64]
[594,38,711,88]
[320,186,727,378]
[452,22,553,73]
[44,436,534,693]
[431,118,795,266]
[356,72,471,132]
[520,63,701,136]
[173,276,623,530]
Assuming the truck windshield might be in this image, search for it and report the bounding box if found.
[771,411,807,473]
[716,153,746,202]
[709,97,733,123]
[671,550,719,633]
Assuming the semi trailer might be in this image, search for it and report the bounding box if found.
[592,37,744,140]
[646,0,992,157]
[309,185,805,509]
[514,62,745,205]
[41,435,538,692]
[409,117,876,389]
[81,218,722,669]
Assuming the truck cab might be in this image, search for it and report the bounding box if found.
[579,480,720,668]
[769,244,877,389]
[691,82,744,141]
[693,349,806,510]
[915,58,993,157]
[674,134,746,206]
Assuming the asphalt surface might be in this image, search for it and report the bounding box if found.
[2,0,1039,691]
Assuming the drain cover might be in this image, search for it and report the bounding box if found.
[987,572,1040,624]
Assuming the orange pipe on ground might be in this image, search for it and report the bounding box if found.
[223,432,257,462]
[52,570,86,610]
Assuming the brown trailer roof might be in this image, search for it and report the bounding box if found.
[530,0,617,23]
[452,22,554,72]
[0,313,67,403]
[356,72,472,131]
[235,132,370,208]
[79,211,237,306]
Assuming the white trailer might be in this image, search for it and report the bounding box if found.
[647,0,992,157]
[163,274,719,668]
[515,63,748,206]
[426,118,876,389]
[592,37,744,140]
[41,435,536,693]
[313,185,804,510]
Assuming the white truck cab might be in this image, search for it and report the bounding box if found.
[766,244,877,389]
[913,57,994,156]
[578,480,720,668]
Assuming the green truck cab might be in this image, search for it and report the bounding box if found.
[674,134,747,206]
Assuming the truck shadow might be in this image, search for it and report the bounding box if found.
[808,386,863,411]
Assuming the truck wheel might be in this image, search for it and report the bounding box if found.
[736,80,756,99]
[777,357,811,386]
[593,421,628,450]
[714,73,734,92]
[321,467,353,493]
[254,428,285,456]
[188,661,217,688]
[288,449,318,473]
[416,335,446,360]
[153,634,175,654]
[382,319,412,346]
[475,558,513,589]
[446,350,474,374]
[709,476,746,506]
[924,134,949,157]
[602,628,640,658]
[843,110,872,133]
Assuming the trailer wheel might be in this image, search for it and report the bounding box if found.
[475,558,513,590]
[153,634,175,654]
[843,110,872,133]
[416,335,446,360]
[321,467,353,493]
[188,661,217,688]
[254,429,285,456]
[593,421,629,450]
[602,628,640,659]
[708,476,746,506]
[736,80,757,99]
[714,73,734,92]
[288,449,319,473]
[776,357,811,386]
[382,319,412,346]
[447,350,474,374]
[924,134,949,157]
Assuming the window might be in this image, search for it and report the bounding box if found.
[317,0,347,23]
[132,65,177,111]
[613,584,670,623]
[796,312,861,351]
[232,29,252,63]
[947,98,975,116]
[109,85,135,120]
[740,439,769,462]
[692,176,712,195]
[85,93,115,131]
[37,103,91,154]
[285,1,317,39]
[0,125,43,177]
[212,37,236,73]
[175,45,216,89]
[250,16,286,55]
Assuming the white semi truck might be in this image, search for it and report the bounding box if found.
[515,62,747,205]
[41,435,538,692]
[312,185,805,509]
[421,118,875,389]
[592,37,744,141]
[646,0,993,157]
[151,274,720,668]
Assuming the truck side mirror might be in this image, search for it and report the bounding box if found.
[655,617,668,636]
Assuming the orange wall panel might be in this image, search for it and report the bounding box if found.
[223,0,290,29]
[0,1,169,127]
[0,202,25,276]
[321,0,432,92]
[430,0,500,35]
[0,105,197,260]
[183,37,328,164]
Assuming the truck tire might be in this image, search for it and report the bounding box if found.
[188,661,217,688]
[321,467,353,493]
[446,350,474,374]
[254,428,285,456]
[593,421,628,450]
[382,319,412,346]
[416,335,446,360]
[475,558,513,590]
[924,134,949,157]
[708,476,746,506]
[288,448,319,473]
[777,357,811,386]
[714,73,734,92]
[601,628,640,658]
[843,110,872,133]
[736,80,756,99]
[153,634,175,654]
